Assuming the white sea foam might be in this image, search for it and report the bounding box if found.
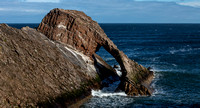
[91,90,127,97]
[152,68,186,73]
[150,69,166,96]
[170,48,193,54]
[113,65,122,77]
[169,45,200,54]
[151,57,160,62]
[116,69,122,77]
[85,93,134,107]
[92,77,126,97]
[105,57,115,61]
[172,64,177,67]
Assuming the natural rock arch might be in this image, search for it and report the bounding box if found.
[37,8,153,95]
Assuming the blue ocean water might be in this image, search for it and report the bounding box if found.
[8,24,200,107]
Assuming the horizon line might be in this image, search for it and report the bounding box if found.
[4,22,200,24]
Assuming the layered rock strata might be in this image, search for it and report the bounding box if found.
[0,8,154,107]
[0,24,113,107]
[38,8,153,95]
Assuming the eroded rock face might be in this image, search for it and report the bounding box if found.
[0,24,105,107]
[38,8,153,95]
[0,8,154,107]
[116,78,152,96]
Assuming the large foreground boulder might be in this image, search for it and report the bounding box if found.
[38,8,153,95]
[0,24,114,107]
[0,8,153,107]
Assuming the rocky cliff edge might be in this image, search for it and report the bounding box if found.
[0,23,116,107]
[38,8,154,95]
[0,8,154,107]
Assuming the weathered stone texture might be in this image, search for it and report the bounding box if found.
[0,8,154,107]
[38,8,153,95]
[0,24,101,107]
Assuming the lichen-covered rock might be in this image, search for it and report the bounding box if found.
[38,8,153,96]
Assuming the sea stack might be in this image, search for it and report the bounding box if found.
[0,8,153,107]
[38,8,153,95]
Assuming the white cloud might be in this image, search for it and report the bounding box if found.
[22,9,46,13]
[178,2,200,8]
[0,8,6,11]
[0,7,45,13]
[1,0,200,23]
[22,0,60,3]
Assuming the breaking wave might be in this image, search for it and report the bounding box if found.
[169,46,200,54]
[91,90,126,97]
[92,78,126,97]
[151,71,165,96]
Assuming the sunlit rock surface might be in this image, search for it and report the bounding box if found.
[38,8,153,96]
[0,8,153,107]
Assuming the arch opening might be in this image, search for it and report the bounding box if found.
[96,47,122,77]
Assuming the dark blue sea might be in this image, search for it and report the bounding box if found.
[8,23,200,107]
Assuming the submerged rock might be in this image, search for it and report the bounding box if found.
[38,8,153,96]
[113,65,119,68]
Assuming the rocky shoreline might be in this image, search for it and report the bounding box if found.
[0,8,153,107]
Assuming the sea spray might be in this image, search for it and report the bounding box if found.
[91,80,126,97]
[91,90,126,97]
[91,66,125,97]
[150,70,165,96]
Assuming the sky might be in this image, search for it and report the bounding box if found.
[0,0,200,23]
